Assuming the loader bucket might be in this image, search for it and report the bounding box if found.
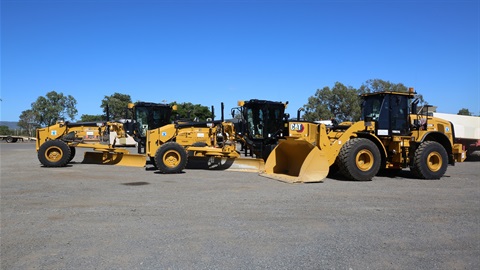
[186,157,265,173]
[82,151,146,167]
[260,139,329,183]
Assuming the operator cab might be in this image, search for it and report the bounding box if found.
[125,102,175,153]
[233,99,288,159]
[362,91,414,137]
[132,102,174,136]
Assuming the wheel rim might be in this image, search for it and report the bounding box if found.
[356,149,374,171]
[427,151,442,172]
[45,146,64,162]
[163,150,181,168]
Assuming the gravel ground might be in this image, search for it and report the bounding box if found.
[1,142,479,269]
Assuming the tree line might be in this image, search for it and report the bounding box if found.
[8,78,476,136]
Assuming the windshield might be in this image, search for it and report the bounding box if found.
[135,105,172,136]
[245,105,284,139]
[362,95,384,121]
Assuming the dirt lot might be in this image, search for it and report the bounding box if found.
[1,142,479,269]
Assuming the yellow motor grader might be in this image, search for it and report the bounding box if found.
[262,89,466,183]
[138,103,264,173]
[36,102,176,168]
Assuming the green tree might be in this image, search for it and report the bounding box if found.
[0,125,13,135]
[358,78,409,93]
[31,91,78,126]
[18,109,40,136]
[457,108,472,116]
[101,93,132,120]
[303,82,362,122]
[80,114,105,122]
[171,102,213,121]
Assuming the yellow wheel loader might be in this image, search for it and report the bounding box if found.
[262,89,466,183]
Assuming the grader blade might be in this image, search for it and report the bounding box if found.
[226,157,265,172]
[82,151,146,167]
[186,157,264,172]
[260,139,329,183]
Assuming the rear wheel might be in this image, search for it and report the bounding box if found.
[338,138,381,181]
[411,141,448,179]
[155,142,188,173]
[6,136,17,143]
[38,140,71,167]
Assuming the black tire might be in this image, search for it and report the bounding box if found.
[6,136,14,143]
[38,140,71,167]
[155,142,188,173]
[68,147,76,163]
[149,157,158,169]
[337,138,381,181]
[327,163,340,178]
[410,141,448,179]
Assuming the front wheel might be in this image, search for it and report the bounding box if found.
[337,138,381,181]
[155,142,188,173]
[411,141,448,179]
[38,140,71,167]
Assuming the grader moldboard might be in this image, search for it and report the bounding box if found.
[36,102,265,173]
[261,88,466,183]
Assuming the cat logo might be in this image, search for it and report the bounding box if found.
[290,123,304,132]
